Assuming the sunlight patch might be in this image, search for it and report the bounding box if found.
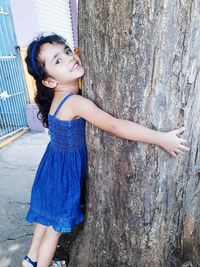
[0,257,11,267]
[8,243,20,251]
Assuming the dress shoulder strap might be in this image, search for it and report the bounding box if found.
[53,93,75,116]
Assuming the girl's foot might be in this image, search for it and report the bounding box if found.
[22,255,37,267]
[49,260,67,267]
[22,257,67,267]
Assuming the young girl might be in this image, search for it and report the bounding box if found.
[23,33,189,267]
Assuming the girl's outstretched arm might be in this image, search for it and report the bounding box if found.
[69,95,189,157]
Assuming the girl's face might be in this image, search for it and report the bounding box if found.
[39,42,84,85]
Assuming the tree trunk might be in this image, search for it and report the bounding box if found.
[69,1,200,266]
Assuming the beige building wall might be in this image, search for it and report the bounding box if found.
[20,47,36,104]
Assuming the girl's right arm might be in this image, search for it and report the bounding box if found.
[69,95,189,157]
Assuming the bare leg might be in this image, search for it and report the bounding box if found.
[22,223,47,267]
[37,226,62,267]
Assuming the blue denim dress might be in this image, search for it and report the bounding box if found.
[26,93,87,232]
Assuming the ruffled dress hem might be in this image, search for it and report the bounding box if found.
[26,209,85,233]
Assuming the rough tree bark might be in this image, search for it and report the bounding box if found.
[69,1,200,266]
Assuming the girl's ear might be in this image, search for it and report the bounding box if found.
[42,77,57,89]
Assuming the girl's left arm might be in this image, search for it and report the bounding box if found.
[71,95,189,157]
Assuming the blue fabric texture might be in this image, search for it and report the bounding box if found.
[26,93,87,233]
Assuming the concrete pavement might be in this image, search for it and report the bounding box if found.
[0,130,50,267]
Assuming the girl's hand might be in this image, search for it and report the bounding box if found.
[159,127,189,157]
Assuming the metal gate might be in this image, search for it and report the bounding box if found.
[0,0,28,141]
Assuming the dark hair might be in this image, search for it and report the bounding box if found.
[25,33,71,128]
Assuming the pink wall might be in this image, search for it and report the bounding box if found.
[10,0,78,47]
[70,0,78,48]
[10,0,39,46]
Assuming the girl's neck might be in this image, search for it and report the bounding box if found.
[54,81,79,96]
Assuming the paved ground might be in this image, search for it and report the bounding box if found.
[0,130,50,267]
